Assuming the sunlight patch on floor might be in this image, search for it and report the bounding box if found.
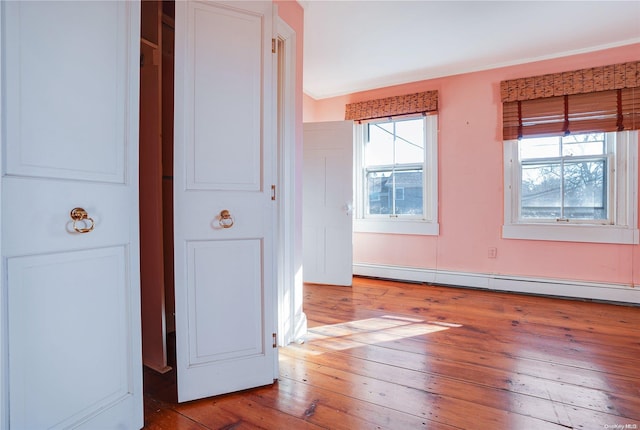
[302,315,463,352]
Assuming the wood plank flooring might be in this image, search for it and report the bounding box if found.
[143,276,640,429]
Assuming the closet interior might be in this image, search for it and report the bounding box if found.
[139,0,175,373]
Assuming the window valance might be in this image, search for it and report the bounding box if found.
[501,61,640,140]
[345,90,438,122]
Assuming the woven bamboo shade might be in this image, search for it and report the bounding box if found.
[501,61,640,140]
[345,90,438,122]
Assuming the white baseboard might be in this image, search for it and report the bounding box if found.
[353,263,640,305]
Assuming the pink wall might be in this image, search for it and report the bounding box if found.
[304,44,640,287]
[302,93,317,123]
[276,0,304,161]
[276,0,304,262]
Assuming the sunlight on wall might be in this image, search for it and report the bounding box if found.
[293,266,307,343]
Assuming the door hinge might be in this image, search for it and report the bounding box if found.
[272,333,277,348]
[271,185,276,201]
[272,38,276,54]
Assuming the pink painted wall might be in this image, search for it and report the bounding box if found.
[276,0,304,268]
[303,93,317,124]
[304,44,640,287]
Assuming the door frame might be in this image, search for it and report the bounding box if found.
[0,2,5,425]
[275,15,304,348]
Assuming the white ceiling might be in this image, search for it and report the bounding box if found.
[301,1,640,99]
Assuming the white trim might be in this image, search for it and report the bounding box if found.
[503,132,639,244]
[275,17,305,347]
[354,219,439,235]
[0,0,6,426]
[353,263,640,305]
[502,223,639,244]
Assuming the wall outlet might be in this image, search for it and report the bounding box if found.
[488,247,497,258]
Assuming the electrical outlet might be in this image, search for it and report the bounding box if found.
[488,247,497,258]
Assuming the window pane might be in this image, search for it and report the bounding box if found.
[362,117,429,219]
[394,119,424,164]
[520,136,560,160]
[561,133,605,156]
[563,160,606,219]
[521,162,561,218]
[394,170,423,215]
[366,171,392,214]
[366,123,394,166]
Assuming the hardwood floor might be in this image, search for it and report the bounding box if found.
[143,276,640,429]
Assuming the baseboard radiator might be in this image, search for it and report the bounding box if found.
[353,263,640,306]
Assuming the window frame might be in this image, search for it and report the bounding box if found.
[519,133,613,224]
[503,131,639,244]
[354,114,439,236]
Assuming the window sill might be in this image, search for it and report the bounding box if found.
[503,223,639,244]
[354,218,439,236]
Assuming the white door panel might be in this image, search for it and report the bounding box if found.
[4,1,126,183]
[188,240,263,363]
[188,4,262,191]
[1,2,142,429]
[174,0,276,403]
[7,248,133,430]
[303,121,354,286]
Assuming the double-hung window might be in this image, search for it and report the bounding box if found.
[504,131,637,243]
[364,117,424,216]
[520,132,612,222]
[354,114,438,235]
[501,63,639,244]
[345,90,440,235]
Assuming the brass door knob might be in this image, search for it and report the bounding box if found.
[219,209,234,228]
[70,207,95,233]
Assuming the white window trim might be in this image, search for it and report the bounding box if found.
[354,114,439,236]
[503,131,639,244]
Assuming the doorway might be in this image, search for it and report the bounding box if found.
[138,0,300,408]
[0,1,298,426]
[139,0,175,375]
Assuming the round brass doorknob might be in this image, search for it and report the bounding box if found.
[219,209,234,228]
[70,207,95,233]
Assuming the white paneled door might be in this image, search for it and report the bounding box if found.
[1,2,142,429]
[303,121,354,286]
[173,1,278,402]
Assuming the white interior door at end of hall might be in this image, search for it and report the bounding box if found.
[173,1,277,403]
[1,2,142,430]
[303,121,354,286]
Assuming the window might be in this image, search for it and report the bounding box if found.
[500,61,639,244]
[355,115,438,235]
[345,90,439,235]
[503,131,638,244]
[520,133,610,222]
[364,118,423,216]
